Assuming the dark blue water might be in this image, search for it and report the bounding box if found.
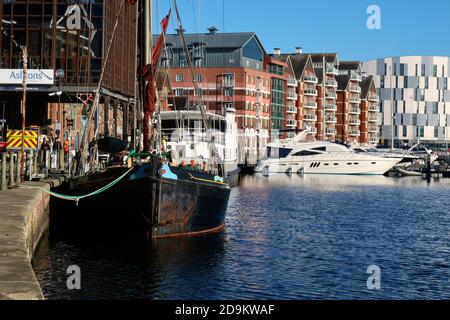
[33,175,450,300]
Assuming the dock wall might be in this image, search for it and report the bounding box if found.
[0,178,62,300]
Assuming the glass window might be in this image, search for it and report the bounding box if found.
[433,65,438,77]
[293,150,321,157]
[243,37,263,62]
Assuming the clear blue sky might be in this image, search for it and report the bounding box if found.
[153,0,450,61]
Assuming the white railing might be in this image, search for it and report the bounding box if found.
[304,101,318,109]
[287,92,298,100]
[304,114,318,121]
[303,75,318,83]
[326,92,337,99]
[350,71,362,82]
[324,104,337,112]
[325,80,338,87]
[286,120,298,127]
[349,119,361,126]
[349,108,361,115]
[326,117,337,123]
[369,95,380,102]
[349,130,360,136]
[287,106,298,114]
[288,78,297,87]
[368,126,380,133]
[369,105,380,112]
[326,128,336,135]
[304,89,318,96]
[326,65,338,75]
[349,85,361,93]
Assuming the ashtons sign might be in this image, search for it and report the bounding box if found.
[0,69,54,85]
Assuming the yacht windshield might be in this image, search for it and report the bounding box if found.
[267,147,293,158]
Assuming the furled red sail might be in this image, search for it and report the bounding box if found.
[143,10,171,151]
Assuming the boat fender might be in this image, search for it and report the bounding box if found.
[297,167,305,176]
[161,164,178,180]
[214,176,224,183]
[286,167,293,175]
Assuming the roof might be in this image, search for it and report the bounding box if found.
[360,76,375,99]
[338,61,361,71]
[308,53,338,64]
[289,55,311,79]
[154,32,266,53]
[336,75,351,91]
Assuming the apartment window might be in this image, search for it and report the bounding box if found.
[421,64,426,76]
[393,63,397,75]
[445,79,448,90]
[194,88,202,97]
[194,74,202,82]
[175,74,183,82]
[415,64,418,76]
[413,114,418,126]
[400,64,406,76]
[224,88,234,97]
[380,76,385,88]
[403,126,407,137]
[174,89,185,97]
[443,65,446,77]
[425,77,429,89]
[434,127,439,138]
[404,77,408,88]
[384,63,388,76]
[433,65,438,77]
[179,53,186,67]
[433,102,439,114]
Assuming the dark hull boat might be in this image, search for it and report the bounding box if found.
[52,159,231,240]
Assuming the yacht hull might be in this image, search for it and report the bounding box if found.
[255,157,399,175]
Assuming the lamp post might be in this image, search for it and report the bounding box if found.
[20,47,28,183]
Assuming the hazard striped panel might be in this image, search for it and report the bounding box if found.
[6,130,39,150]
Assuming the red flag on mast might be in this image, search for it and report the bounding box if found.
[143,10,171,151]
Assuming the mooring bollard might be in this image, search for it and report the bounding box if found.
[1,153,7,191]
[16,151,22,183]
[9,151,15,188]
[59,148,65,172]
[33,150,38,177]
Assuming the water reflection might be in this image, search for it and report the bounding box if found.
[34,174,450,300]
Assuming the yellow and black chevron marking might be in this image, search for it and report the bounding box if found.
[6,130,38,150]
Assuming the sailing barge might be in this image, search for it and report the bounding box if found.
[51,0,232,240]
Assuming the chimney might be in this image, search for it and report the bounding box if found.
[207,26,218,35]
[295,47,303,55]
[273,48,281,57]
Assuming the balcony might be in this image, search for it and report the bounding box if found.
[287,106,298,114]
[304,89,318,96]
[349,108,361,115]
[288,78,297,87]
[303,75,318,84]
[349,85,361,93]
[349,96,361,104]
[369,105,380,112]
[308,127,318,134]
[326,128,336,135]
[349,119,361,126]
[304,101,318,109]
[287,92,298,100]
[326,117,337,124]
[324,104,337,112]
[348,130,361,137]
[369,95,380,102]
[304,114,318,122]
[326,65,338,75]
[369,137,379,144]
[368,116,379,123]
[325,80,338,88]
[350,71,362,82]
[286,120,298,127]
[325,92,337,100]
[368,126,380,133]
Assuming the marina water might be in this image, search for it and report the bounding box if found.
[33,175,450,300]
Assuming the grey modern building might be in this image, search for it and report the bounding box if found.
[363,56,450,149]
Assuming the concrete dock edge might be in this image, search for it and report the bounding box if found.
[0,178,63,300]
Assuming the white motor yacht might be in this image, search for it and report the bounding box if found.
[255,134,400,175]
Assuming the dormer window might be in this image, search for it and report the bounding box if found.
[191,42,206,67]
